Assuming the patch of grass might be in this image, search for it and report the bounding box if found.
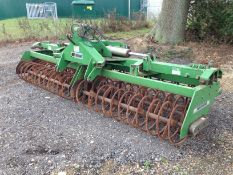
[143,160,152,170]
[0,16,153,42]
[160,156,168,164]
[106,28,151,39]
[0,18,73,41]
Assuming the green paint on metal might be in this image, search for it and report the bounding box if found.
[19,25,222,139]
[0,0,141,20]
[180,82,222,138]
[72,0,95,5]
[101,69,195,97]
[21,51,35,61]
[23,51,57,64]
[70,65,86,88]
[143,59,222,84]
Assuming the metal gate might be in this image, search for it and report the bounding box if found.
[26,2,58,19]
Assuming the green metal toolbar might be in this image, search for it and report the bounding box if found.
[19,24,222,140]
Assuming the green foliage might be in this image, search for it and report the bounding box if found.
[0,14,151,42]
[187,0,233,43]
[96,11,150,33]
[143,160,151,170]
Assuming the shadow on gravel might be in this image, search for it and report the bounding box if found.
[181,90,233,156]
[25,146,60,155]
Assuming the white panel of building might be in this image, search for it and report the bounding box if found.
[147,0,163,19]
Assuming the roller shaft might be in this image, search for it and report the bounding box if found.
[16,60,190,145]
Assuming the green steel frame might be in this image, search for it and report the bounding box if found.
[20,27,222,139]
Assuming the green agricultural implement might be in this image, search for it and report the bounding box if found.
[16,24,222,145]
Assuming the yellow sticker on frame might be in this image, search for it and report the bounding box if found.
[86,6,92,10]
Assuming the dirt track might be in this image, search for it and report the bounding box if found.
[0,42,232,175]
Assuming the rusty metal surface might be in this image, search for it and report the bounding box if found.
[16,60,190,145]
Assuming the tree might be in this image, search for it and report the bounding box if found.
[151,0,191,44]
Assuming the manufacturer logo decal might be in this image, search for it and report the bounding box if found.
[193,100,210,113]
[73,46,83,59]
[172,67,181,75]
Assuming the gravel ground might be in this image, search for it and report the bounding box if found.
[0,43,232,175]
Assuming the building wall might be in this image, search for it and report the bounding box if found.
[0,0,141,20]
[147,0,163,19]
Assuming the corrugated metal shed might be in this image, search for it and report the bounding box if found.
[0,0,141,19]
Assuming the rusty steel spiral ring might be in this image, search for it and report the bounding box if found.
[16,60,190,145]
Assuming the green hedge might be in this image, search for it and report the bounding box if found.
[187,0,233,43]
